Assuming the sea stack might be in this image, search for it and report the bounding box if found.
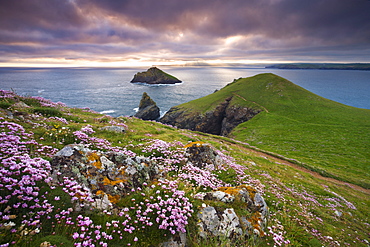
[134,92,160,120]
[130,67,182,84]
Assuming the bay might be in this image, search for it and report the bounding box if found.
[0,67,369,117]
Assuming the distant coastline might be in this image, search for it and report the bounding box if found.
[266,63,370,70]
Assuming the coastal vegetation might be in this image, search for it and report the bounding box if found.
[0,72,369,247]
[161,73,370,189]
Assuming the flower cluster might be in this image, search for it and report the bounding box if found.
[0,118,54,239]
[48,179,193,246]
[61,177,94,206]
[215,149,251,183]
[48,116,69,125]
[73,126,122,153]
[141,139,186,170]
[0,90,17,100]
[73,125,136,158]
[178,163,227,190]
[324,189,357,210]
[29,96,66,108]
[144,179,193,234]
[267,224,291,247]
[72,215,112,247]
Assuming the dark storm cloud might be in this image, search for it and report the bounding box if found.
[0,0,369,64]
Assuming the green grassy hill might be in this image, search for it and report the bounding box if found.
[0,88,369,246]
[166,73,370,188]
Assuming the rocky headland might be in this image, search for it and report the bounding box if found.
[131,67,182,84]
[160,96,261,136]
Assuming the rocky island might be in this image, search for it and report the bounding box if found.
[130,67,182,84]
[134,92,160,120]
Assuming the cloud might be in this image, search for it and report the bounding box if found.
[0,0,369,66]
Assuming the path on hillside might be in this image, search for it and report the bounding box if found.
[232,93,269,113]
[206,136,370,195]
[236,144,370,195]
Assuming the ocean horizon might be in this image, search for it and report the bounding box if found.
[0,66,369,117]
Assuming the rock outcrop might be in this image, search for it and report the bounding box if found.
[160,96,261,136]
[131,67,182,84]
[51,142,268,245]
[134,92,160,120]
[51,144,162,210]
[197,185,268,238]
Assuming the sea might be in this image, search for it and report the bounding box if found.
[0,67,369,117]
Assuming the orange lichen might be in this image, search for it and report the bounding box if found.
[184,141,205,148]
[87,152,102,169]
[95,190,120,204]
[218,184,257,200]
[96,190,105,196]
[247,211,265,237]
[102,177,127,186]
[107,194,120,204]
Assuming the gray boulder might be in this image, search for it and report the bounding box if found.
[197,184,269,238]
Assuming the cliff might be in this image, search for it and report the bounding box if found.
[160,96,261,136]
[131,67,182,84]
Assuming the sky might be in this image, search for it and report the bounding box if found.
[0,0,369,67]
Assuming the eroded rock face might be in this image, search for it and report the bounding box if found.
[160,97,261,136]
[197,184,268,238]
[134,92,160,120]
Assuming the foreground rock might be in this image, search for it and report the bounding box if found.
[131,67,182,84]
[51,144,162,210]
[51,142,268,245]
[160,96,261,136]
[134,92,160,120]
[197,185,268,238]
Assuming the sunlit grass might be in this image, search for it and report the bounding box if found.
[1,88,369,246]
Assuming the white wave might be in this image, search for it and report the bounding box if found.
[132,82,184,87]
[38,89,45,93]
[160,110,167,118]
[100,110,116,114]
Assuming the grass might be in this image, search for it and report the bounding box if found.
[1,86,369,246]
[168,73,370,188]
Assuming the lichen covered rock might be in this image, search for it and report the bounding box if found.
[197,184,268,238]
[51,144,161,210]
[50,141,268,244]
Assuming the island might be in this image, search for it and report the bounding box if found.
[130,67,182,84]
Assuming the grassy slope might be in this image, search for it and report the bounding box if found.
[0,92,369,246]
[171,73,370,188]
